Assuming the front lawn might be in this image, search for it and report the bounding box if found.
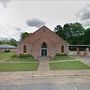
[51,55,75,61]
[6,57,37,62]
[0,52,37,62]
[0,52,14,60]
[49,61,90,70]
[0,63,38,71]
[0,52,39,71]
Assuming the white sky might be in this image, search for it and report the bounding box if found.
[0,0,90,40]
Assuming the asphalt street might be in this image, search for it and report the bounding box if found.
[0,76,90,90]
[0,82,90,90]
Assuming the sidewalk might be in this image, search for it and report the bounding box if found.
[0,70,90,85]
[0,70,90,79]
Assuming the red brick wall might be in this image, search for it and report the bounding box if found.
[17,26,69,59]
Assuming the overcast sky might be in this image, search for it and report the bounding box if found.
[0,0,90,40]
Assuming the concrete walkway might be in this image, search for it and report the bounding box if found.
[0,58,10,62]
[50,60,78,63]
[38,57,50,72]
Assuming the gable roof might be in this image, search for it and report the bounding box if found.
[0,44,16,49]
[20,26,68,45]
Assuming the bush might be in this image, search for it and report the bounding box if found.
[4,50,10,52]
[18,54,32,58]
[56,53,67,56]
[11,54,17,58]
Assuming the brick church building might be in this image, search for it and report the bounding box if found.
[17,26,69,59]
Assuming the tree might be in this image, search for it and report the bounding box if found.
[63,23,71,40]
[0,38,17,46]
[21,32,30,40]
[69,22,85,37]
[83,28,90,45]
[68,22,85,44]
[9,39,17,46]
[0,40,2,44]
[54,25,64,39]
[54,22,85,45]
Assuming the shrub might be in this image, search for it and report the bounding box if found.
[4,50,10,52]
[18,54,32,58]
[56,53,67,56]
[11,54,17,58]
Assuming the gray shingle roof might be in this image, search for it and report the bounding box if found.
[0,44,16,49]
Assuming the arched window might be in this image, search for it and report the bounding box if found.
[23,45,27,53]
[61,45,64,53]
[42,42,47,48]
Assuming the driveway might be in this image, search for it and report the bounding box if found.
[76,57,90,66]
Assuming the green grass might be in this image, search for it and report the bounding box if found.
[0,63,38,71]
[0,52,37,62]
[6,57,37,62]
[0,52,14,60]
[49,61,90,70]
[51,56,75,61]
[0,52,38,71]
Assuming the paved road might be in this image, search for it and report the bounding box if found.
[0,82,90,90]
[0,75,90,90]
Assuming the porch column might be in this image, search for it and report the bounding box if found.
[76,47,81,56]
[86,48,90,56]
